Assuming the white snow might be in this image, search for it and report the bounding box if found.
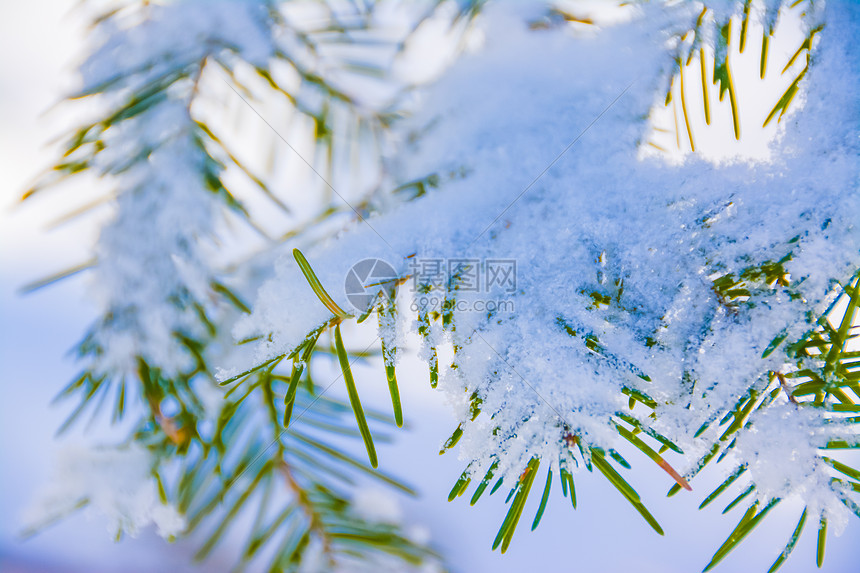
[22,444,185,540]
[350,487,404,525]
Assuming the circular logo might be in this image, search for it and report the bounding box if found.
[344,258,399,312]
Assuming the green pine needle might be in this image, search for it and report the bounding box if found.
[817,515,827,568]
[440,425,464,455]
[493,457,540,553]
[531,469,552,531]
[767,508,806,573]
[616,424,691,491]
[385,363,403,428]
[699,465,747,510]
[560,467,577,509]
[334,323,377,468]
[723,484,755,515]
[471,461,499,506]
[448,468,472,502]
[704,498,780,572]
[591,449,663,535]
[293,248,352,320]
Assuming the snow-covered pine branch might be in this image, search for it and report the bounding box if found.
[225,0,860,568]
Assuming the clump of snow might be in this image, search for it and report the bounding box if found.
[233,0,860,523]
[350,487,403,525]
[88,107,223,377]
[23,444,185,539]
[735,399,858,535]
[735,403,828,498]
[73,1,281,380]
[81,0,274,95]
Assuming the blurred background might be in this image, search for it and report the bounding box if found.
[2,2,859,572]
